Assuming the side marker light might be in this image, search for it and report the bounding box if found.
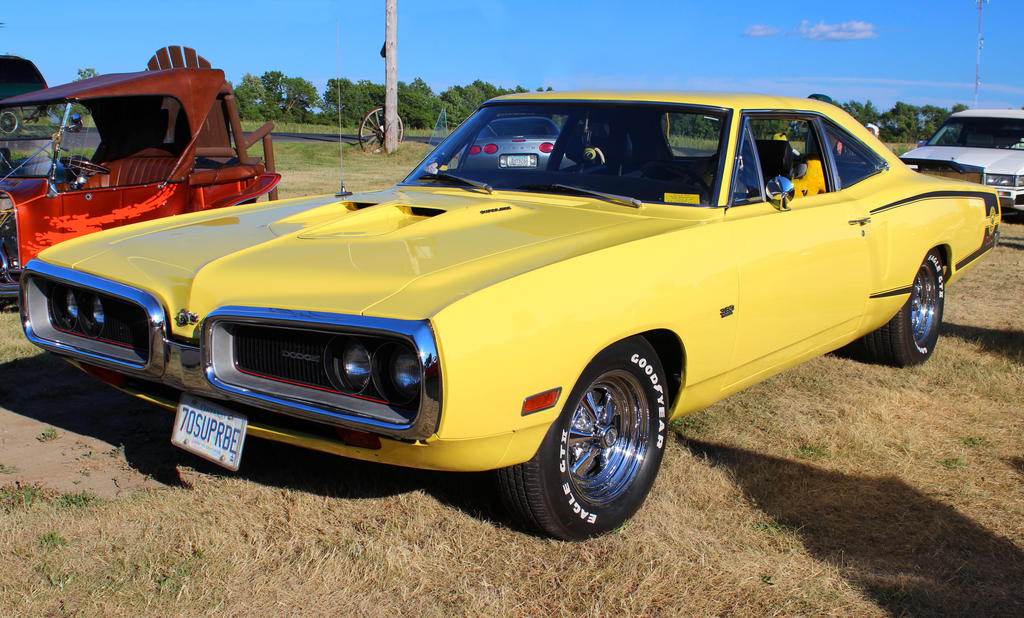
[522,387,562,416]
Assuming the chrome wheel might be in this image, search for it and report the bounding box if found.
[910,261,940,347]
[565,369,649,504]
[857,251,945,367]
[497,337,668,539]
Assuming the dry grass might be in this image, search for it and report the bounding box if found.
[256,141,430,199]
[0,146,1021,615]
[241,120,434,138]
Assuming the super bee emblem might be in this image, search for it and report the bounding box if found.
[175,309,199,327]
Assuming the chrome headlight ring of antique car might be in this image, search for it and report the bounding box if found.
[201,306,442,440]
[20,260,442,441]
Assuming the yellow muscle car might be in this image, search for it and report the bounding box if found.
[19,92,999,539]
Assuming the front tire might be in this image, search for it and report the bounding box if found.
[497,337,670,540]
[860,250,945,367]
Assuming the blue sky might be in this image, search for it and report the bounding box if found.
[2,0,1021,110]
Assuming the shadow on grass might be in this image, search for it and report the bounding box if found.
[942,322,1024,362]
[235,439,515,530]
[1009,457,1024,480]
[680,436,1024,616]
[0,352,514,529]
[996,233,1024,251]
[0,352,194,486]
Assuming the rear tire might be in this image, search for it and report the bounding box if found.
[860,250,945,367]
[497,337,669,540]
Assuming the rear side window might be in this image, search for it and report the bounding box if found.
[822,122,886,188]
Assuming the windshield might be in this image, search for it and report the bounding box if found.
[404,102,728,206]
[926,116,1024,150]
[0,102,100,182]
[0,104,64,179]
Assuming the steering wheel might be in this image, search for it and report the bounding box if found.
[60,155,110,178]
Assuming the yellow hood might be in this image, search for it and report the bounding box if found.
[40,188,703,336]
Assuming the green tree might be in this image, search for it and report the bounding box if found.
[245,72,323,123]
[438,80,528,125]
[918,105,951,140]
[233,73,266,121]
[256,71,286,121]
[398,77,440,129]
[76,68,99,81]
[322,78,385,127]
[280,76,322,123]
[879,101,921,142]
[840,100,880,125]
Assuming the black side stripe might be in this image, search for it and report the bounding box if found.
[956,226,999,270]
[871,225,997,298]
[870,190,999,217]
[869,286,913,299]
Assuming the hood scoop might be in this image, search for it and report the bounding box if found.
[299,203,447,238]
[345,202,443,218]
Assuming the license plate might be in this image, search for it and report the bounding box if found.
[171,394,248,471]
[500,154,537,168]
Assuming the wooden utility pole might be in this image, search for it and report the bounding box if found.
[384,0,398,153]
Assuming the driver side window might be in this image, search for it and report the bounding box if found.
[746,116,830,200]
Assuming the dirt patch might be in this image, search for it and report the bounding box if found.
[0,406,162,498]
[0,332,189,497]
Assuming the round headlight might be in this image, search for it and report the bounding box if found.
[326,337,372,393]
[342,341,372,391]
[390,348,421,400]
[50,286,77,330]
[81,294,104,337]
[373,343,421,405]
[65,288,79,321]
[91,296,104,325]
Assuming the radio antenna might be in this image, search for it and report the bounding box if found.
[973,0,988,108]
[335,19,352,197]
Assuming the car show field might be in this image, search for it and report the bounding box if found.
[4,0,1024,610]
[0,137,1021,615]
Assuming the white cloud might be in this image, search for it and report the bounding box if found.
[744,24,781,37]
[795,20,878,41]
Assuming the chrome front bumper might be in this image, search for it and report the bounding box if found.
[20,260,442,441]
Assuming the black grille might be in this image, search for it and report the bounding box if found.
[234,325,333,390]
[47,283,150,351]
[229,323,421,410]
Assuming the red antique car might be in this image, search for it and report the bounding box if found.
[0,59,280,296]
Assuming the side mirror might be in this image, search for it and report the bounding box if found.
[766,176,795,211]
[917,140,927,148]
[66,113,84,134]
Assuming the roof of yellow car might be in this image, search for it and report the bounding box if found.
[490,90,844,114]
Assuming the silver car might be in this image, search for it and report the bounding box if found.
[460,116,560,170]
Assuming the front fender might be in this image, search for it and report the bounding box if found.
[430,224,738,446]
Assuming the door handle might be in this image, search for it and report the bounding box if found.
[848,217,871,226]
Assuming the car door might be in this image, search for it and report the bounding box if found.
[721,114,872,387]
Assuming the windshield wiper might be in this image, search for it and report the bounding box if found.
[516,183,642,209]
[417,172,493,194]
